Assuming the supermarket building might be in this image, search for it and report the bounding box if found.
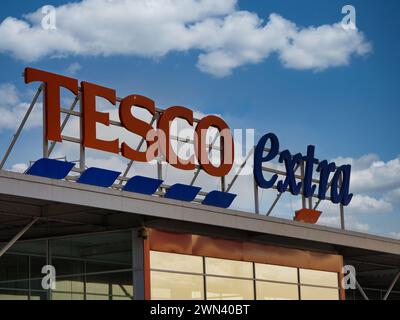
[0,68,399,300]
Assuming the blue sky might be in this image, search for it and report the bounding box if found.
[0,0,399,238]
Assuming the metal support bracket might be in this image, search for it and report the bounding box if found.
[0,85,43,170]
[383,270,400,300]
[0,217,39,258]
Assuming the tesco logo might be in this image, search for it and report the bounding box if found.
[24,67,353,206]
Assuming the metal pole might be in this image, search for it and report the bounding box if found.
[300,162,306,208]
[340,205,345,230]
[42,86,49,158]
[79,94,85,170]
[220,134,226,192]
[314,176,335,210]
[265,163,301,217]
[157,158,162,180]
[48,93,80,156]
[356,280,369,300]
[339,173,345,230]
[221,176,225,192]
[226,147,254,193]
[190,133,220,186]
[118,116,157,185]
[383,270,400,300]
[46,239,52,300]
[254,180,260,214]
[308,192,313,209]
[266,193,281,217]
[0,85,43,170]
[346,268,370,301]
[0,218,39,258]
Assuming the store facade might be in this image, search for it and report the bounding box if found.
[1,68,400,300]
[0,227,343,300]
[147,229,343,300]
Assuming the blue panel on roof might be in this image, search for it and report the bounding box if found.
[26,158,75,180]
[164,184,201,202]
[123,175,163,195]
[77,167,121,187]
[202,190,237,208]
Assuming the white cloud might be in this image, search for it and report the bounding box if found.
[0,0,371,77]
[389,232,400,240]
[0,83,19,105]
[319,215,371,233]
[348,194,393,214]
[288,192,392,221]
[0,83,42,131]
[333,154,400,194]
[65,62,82,75]
[10,162,28,173]
[313,154,400,238]
[278,22,371,70]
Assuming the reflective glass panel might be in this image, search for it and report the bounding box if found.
[0,254,29,290]
[86,271,132,296]
[300,286,339,300]
[52,292,84,300]
[206,277,254,300]
[51,232,132,270]
[30,256,47,291]
[56,276,84,293]
[256,281,299,300]
[299,269,338,288]
[150,251,203,274]
[151,271,204,300]
[30,291,47,300]
[0,289,29,300]
[205,258,252,278]
[86,294,109,300]
[255,263,298,283]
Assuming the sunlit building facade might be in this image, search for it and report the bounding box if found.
[0,171,400,300]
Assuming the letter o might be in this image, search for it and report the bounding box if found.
[195,115,234,177]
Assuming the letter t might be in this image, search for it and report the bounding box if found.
[24,67,78,142]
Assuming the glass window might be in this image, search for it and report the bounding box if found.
[300,286,339,300]
[29,291,47,300]
[49,231,133,300]
[51,232,132,268]
[0,240,47,299]
[206,277,254,300]
[151,271,204,300]
[86,294,109,300]
[0,254,29,290]
[205,258,252,278]
[52,258,84,277]
[30,256,47,291]
[86,281,109,295]
[256,281,299,300]
[56,276,84,293]
[150,251,203,274]
[112,295,133,300]
[112,283,134,298]
[0,289,29,300]
[255,264,298,283]
[86,271,132,296]
[86,261,130,274]
[52,292,84,300]
[0,232,134,301]
[299,269,338,288]
[8,240,46,256]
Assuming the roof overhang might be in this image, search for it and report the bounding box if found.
[1,170,400,296]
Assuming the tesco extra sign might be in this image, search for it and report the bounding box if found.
[24,67,353,206]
